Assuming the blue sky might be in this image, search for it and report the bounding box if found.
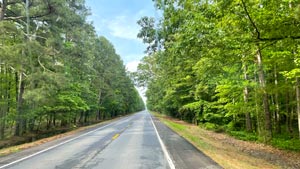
[85,0,156,72]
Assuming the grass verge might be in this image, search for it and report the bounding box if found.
[152,112,300,169]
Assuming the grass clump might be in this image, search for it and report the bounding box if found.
[162,120,211,150]
[271,138,300,151]
[164,121,186,132]
[228,131,300,151]
[228,131,258,141]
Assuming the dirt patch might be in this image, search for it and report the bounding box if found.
[155,113,300,169]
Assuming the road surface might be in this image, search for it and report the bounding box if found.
[0,111,221,169]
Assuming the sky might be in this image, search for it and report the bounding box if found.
[85,0,156,72]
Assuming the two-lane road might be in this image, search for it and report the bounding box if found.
[0,111,221,169]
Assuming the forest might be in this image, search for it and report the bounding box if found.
[0,0,144,144]
[136,0,300,148]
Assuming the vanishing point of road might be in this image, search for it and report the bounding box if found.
[0,111,221,169]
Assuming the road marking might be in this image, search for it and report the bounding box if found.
[0,115,133,169]
[149,112,176,169]
[112,133,119,140]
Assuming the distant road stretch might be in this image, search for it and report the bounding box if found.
[0,111,221,169]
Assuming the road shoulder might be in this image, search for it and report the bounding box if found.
[151,115,222,169]
[153,113,300,169]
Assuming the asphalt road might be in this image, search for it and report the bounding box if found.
[0,111,221,169]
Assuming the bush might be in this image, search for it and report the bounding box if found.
[228,131,300,151]
[202,122,225,133]
[204,122,218,130]
[271,138,300,151]
[226,121,243,131]
[228,131,258,141]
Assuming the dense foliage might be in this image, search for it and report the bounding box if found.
[0,0,144,140]
[136,0,300,143]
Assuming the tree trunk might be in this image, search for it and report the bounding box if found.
[254,68,263,135]
[97,90,102,120]
[256,48,272,142]
[6,67,12,134]
[36,116,42,132]
[244,87,252,131]
[243,63,252,131]
[53,112,56,127]
[1,66,11,139]
[290,107,294,135]
[0,0,6,21]
[84,111,88,124]
[0,65,4,139]
[15,71,25,136]
[296,77,300,139]
[285,85,293,135]
[78,111,83,124]
[274,65,281,133]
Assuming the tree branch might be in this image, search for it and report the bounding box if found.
[4,0,54,21]
[240,0,261,40]
[260,35,300,41]
[6,0,23,6]
[38,55,53,72]
[4,15,24,20]
[240,0,300,42]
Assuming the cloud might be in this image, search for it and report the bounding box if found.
[106,9,150,41]
[126,60,140,72]
[86,7,150,64]
[123,53,144,63]
[106,14,140,40]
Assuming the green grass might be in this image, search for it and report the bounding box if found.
[271,138,300,151]
[161,120,212,150]
[228,131,258,141]
[228,131,300,151]
[163,121,187,131]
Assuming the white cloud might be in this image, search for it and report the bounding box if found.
[126,60,140,72]
[123,53,144,63]
[107,15,140,40]
[136,9,148,17]
[106,9,150,41]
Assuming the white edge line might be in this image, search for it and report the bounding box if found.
[149,112,176,169]
[0,116,131,169]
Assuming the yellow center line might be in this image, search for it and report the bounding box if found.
[111,123,132,141]
[112,133,120,140]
